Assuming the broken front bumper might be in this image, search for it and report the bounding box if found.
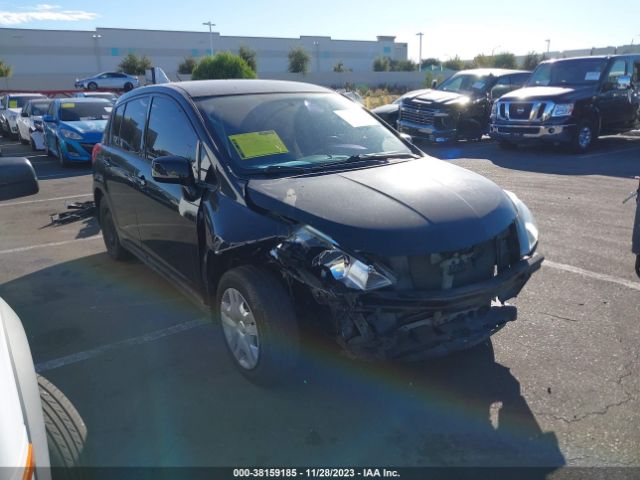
[335,255,544,360]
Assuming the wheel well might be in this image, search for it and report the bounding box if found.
[93,188,103,221]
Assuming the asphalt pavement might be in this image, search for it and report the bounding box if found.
[0,134,639,471]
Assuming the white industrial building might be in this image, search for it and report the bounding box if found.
[0,27,409,90]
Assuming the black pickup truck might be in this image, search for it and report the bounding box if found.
[397,69,530,143]
[489,55,640,152]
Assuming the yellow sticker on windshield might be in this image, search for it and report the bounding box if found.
[8,100,18,108]
[229,130,289,160]
[61,103,75,108]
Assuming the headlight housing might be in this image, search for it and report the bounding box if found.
[505,191,539,257]
[61,129,83,140]
[551,103,574,117]
[277,225,396,291]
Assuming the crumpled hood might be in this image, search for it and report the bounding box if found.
[246,158,518,257]
[60,119,107,134]
[500,85,597,102]
[407,89,471,107]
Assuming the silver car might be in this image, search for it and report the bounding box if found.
[74,71,139,91]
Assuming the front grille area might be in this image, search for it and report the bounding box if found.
[497,126,540,135]
[400,101,439,126]
[387,224,520,292]
[498,101,550,121]
[509,103,533,119]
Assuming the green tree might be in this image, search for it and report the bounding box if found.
[442,55,464,71]
[390,59,417,71]
[522,51,542,70]
[421,58,441,69]
[493,52,517,69]
[0,59,11,78]
[178,57,197,75]
[118,53,152,75]
[238,45,257,72]
[333,61,348,72]
[373,56,391,72]
[191,52,257,80]
[288,47,311,74]
[473,53,493,68]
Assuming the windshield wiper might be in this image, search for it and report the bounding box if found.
[260,164,311,174]
[314,151,420,169]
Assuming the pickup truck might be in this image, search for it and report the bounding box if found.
[489,54,640,152]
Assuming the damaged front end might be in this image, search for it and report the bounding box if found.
[271,210,543,361]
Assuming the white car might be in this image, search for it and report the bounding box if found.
[74,71,139,91]
[17,99,52,150]
[0,158,86,478]
[0,94,46,139]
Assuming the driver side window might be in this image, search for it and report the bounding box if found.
[605,60,627,90]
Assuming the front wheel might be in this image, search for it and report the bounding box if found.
[635,255,640,279]
[216,266,299,385]
[87,82,97,91]
[99,201,131,261]
[571,119,597,153]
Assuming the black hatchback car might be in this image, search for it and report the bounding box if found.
[93,80,542,384]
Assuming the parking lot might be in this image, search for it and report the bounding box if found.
[1,134,639,471]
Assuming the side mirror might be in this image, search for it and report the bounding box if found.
[617,75,632,90]
[0,157,39,201]
[399,132,414,144]
[42,114,55,123]
[151,156,194,185]
[21,111,29,117]
[431,79,438,89]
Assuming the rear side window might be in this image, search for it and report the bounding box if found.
[119,97,149,153]
[146,96,198,162]
[606,59,627,86]
[110,103,126,147]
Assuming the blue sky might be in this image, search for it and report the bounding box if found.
[1,1,640,60]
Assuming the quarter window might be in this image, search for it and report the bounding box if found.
[110,103,126,147]
[146,96,198,162]
[119,97,149,153]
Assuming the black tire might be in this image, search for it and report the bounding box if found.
[38,375,86,477]
[58,141,71,168]
[498,140,517,150]
[570,118,597,153]
[123,82,134,92]
[635,255,640,279]
[99,200,131,261]
[216,266,299,385]
[87,82,97,91]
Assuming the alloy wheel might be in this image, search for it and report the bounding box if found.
[220,288,260,370]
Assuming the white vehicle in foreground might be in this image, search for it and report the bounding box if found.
[17,99,52,151]
[0,94,46,139]
[0,158,86,479]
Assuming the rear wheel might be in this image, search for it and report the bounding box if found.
[635,255,640,279]
[123,82,134,92]
[99,201,131,261]
[87,82,97,91]
[216,266,299,385]
[571,118,597,153]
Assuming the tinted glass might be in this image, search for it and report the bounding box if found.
[146,96,198,162]
[197,92,411,173]
[58,101,112,121]
[110,103,126,147]
[529,59,607,86]
[119,97,149,153]
[607,59,627,83]
[8,95,45,109]
[438,74,490,95]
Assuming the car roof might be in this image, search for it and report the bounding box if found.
[161,79,333,98]
[26,98,52,104]
[6,93,46,97]
[53,97,111,103]
[453,68,530,76]
[541,54,640,64]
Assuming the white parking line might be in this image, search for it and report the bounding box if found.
[0,236,102,255]
[544,260,640,292]
[0,193,92,208]
[35,317,210,373]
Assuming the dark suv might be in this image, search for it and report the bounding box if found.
[489,55,640,151]
[93,80,542,383]
[397,69,530,143]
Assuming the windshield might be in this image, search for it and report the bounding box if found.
[197,92,412,173]
[59,101,112,121]
[528,58,607,86]
[438,74,491,95]
[8,95,44,109]
[30,101,51,116]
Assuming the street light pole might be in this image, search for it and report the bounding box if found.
[202,21,215,55]
[416,32,424,72]
[545,39,551,54]
[313,41,320,72]
[91,34,102,71]
[491,45,501,57]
